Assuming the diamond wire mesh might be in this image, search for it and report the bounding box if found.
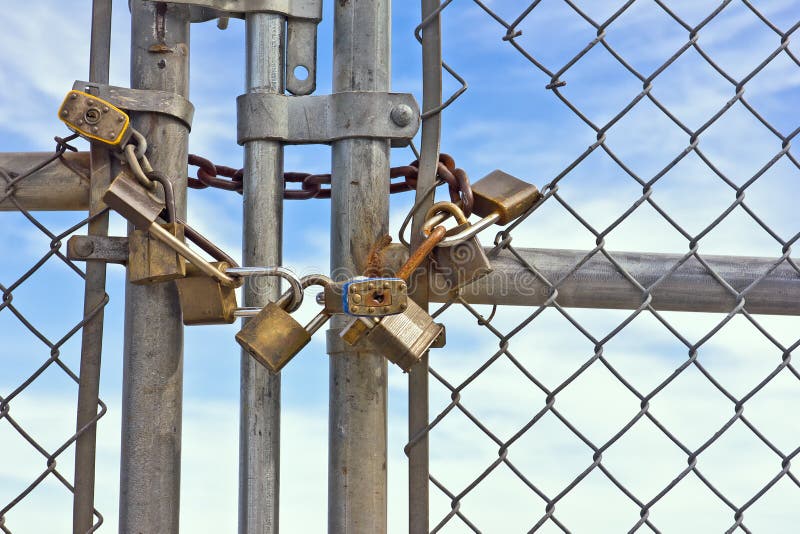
[0,140,106,533]
[408,1,800,531]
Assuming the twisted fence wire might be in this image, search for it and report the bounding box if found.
[408,1,800,531]
[0,138,106,533]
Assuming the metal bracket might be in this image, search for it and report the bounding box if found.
[166,0,322,95]
[68,235,129,264]
[237,92,421,147]
[72,81,195,130]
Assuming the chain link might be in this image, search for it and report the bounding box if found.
[1,138,106,533]
[187,152,475,216]
[409,1,800,532]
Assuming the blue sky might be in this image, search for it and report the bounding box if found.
[1,0,799,532]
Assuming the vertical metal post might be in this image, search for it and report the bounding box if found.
[328,1,391,532]
[119,3,190,532]
[239,12,285,534]
[408,2,443,531]
[73,1,112,532]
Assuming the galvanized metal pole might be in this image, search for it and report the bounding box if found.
[119,3,190,532]
[328,1,391,532]
[239,12,285,534]
[73,1,112,531]
[408,1,443,531]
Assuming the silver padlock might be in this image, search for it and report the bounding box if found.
[423,202,491,290]
[340,291,445,372]
[236,275,332,373]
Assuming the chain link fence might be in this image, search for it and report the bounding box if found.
[409,1,800,531]
[0,140,106,533]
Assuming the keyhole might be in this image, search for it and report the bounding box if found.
[84,108,101,124]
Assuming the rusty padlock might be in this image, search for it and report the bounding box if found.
[127,173,186,285]
[423,202,491,290]
[236,275,330,373]
[340,229,447,372]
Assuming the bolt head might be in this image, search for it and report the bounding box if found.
[367,307,375,313]
[351,306,360,313]
[390,104,415,127]
[61,109,69,117]
[73,239,94,257]
[352,294,362,304]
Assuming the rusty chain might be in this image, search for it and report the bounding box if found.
[187,152,475,217]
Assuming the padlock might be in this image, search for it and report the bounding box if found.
[103,168,236,287]
[127,173,186,285]
[340,298,444,372]
[424,202,492,290]
[236,275,331,373]
[470,170,541,225]
[175,261,241,325]
[175,265,303,326]
[321,277,408,317]
[58,90,131,149]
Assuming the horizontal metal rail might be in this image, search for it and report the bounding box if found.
[427,247,800,316]
[0,152,90,211]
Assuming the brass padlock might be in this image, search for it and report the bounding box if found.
[321,277,408,317]
[175,261,241,325]
[340,298,444,372]
[471,170,541,225]
[58,90,131,149]
[103,168,236,287]
[420,170,540,254]
[176,265,304,326]
[236,275,330,373]
[424,202,491,290]
[127,173,186,285]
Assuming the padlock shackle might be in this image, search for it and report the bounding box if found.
[422,201,467,235]
[397,225,446,280]
[181,222,238,267]
[419,211,500,247]
[148,224,237,286]
[226,266,306,313]
[147,171,177,223]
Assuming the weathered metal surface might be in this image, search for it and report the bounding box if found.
[72,80,195,129]
[73,2,113,530]
[0,152,90,211]
[119,3,190,532]
[237,91,420,146]
[239,11,285,534]
[328,0,391,531]
[67,235,129,265]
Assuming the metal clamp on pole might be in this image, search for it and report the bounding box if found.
[236,92,421,147]
[72,80,195,130]
[167,0,322,95]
